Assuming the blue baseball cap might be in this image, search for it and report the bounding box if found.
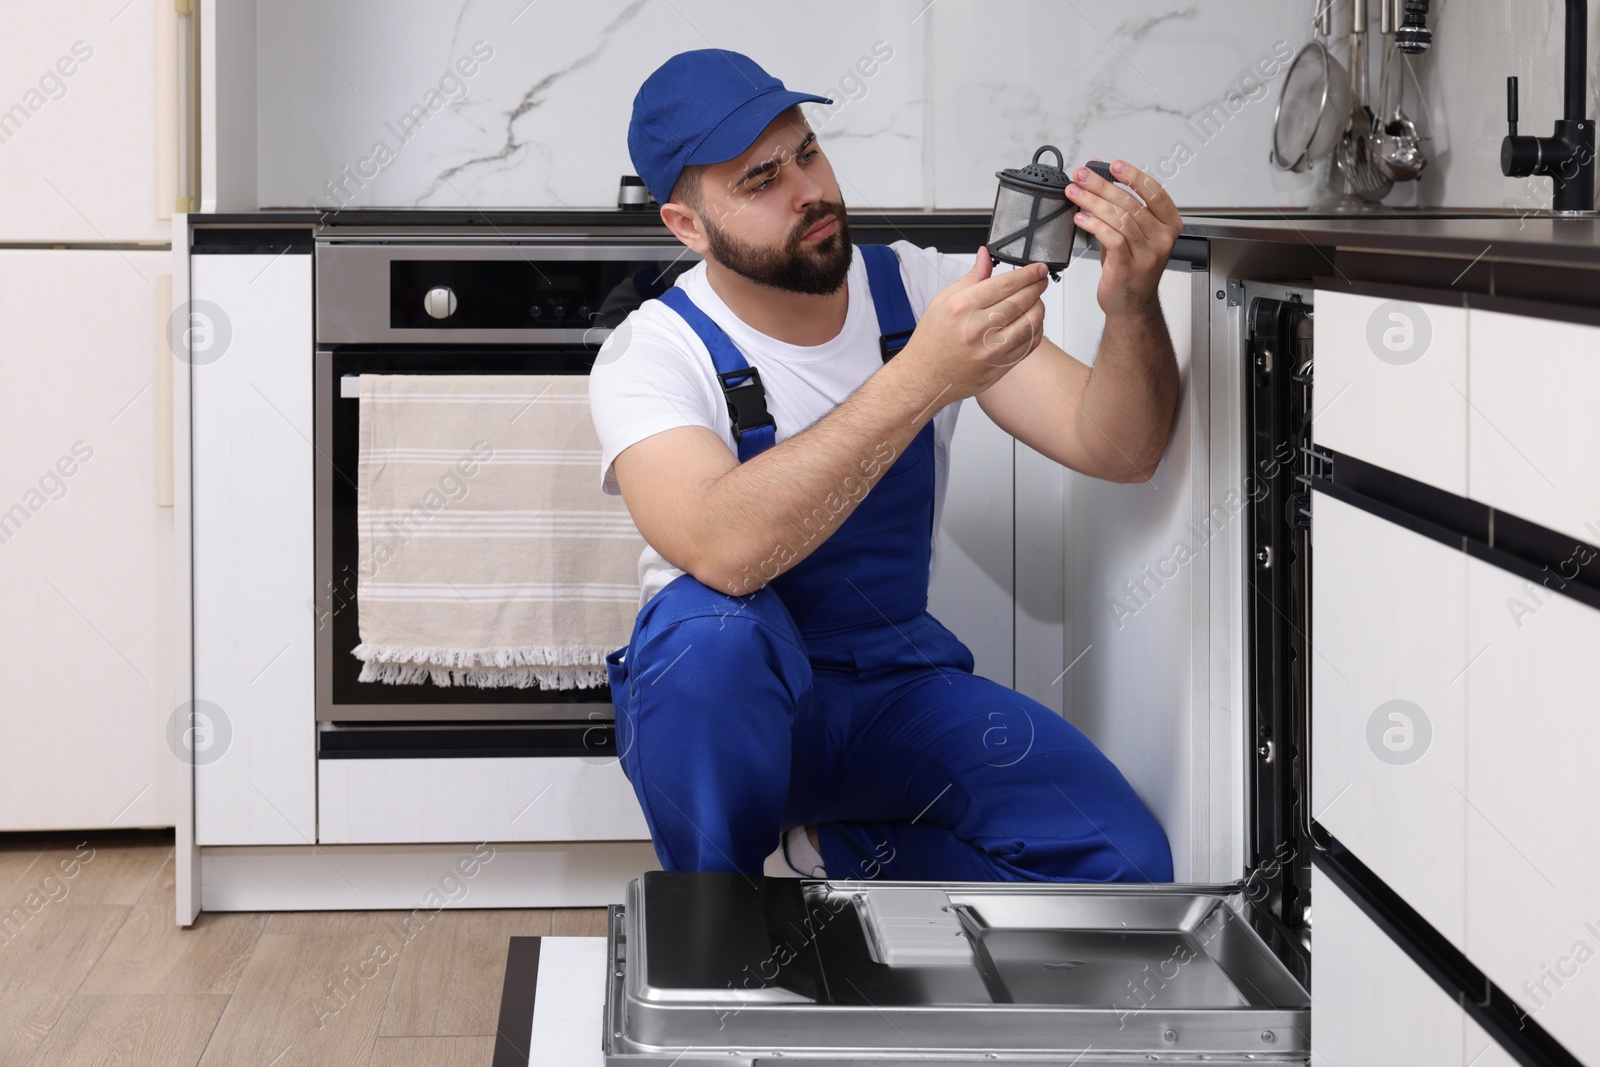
[628,50,834,207]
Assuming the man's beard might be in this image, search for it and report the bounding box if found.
[704,201,853,296]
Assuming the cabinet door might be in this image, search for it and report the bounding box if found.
[192,252,316,845]
[1465,553,1600,1062]
[1311,494,1469,947]
[317,758,650,844]
[1312,289,1468,495]
[0,249,175,829]
[1467,308,1600,546]
[1053,263,1208,880]
[936,255,1213,882]
[1311,866,1467,1065]
[1463,1016,1519,1067]
[927,252,1013,688]
[0,4,173,242]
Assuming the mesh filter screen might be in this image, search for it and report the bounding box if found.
[989,186,1074,265]
[1274,48,1331,164]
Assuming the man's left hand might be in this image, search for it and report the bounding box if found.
[1064,159,1183,319]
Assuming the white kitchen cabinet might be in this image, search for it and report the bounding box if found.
[1311,494,1469,948]
[928,252,1014,690]
[0,1,181,242]
[929,250,1220,884]
[0,249,176,829]
[1467,308,1600,546]
[318,757,650,844]
[1313,289,1469,495]
[928,413,1013,686]
[1463,1015,1520,1067]
[191,251,316,845]
[1464,552,1600,1062]
[1012,270,1068,714]
[1310,866,1467,1066]
[1047,258,1217,882]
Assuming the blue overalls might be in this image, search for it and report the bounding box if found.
[603,244,1172,883]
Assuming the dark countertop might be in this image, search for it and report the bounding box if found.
[191,206,1600,269]
[191,208,995,232]
[1182,210,1600,271]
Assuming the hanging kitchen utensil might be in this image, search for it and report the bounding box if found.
[1270,3,1354,172]
[1337,106,1397,199]
[1315,0,1393,209]
[1339,26,1390,201]
[1371,35,1429,180]
[1373,111,1428,180]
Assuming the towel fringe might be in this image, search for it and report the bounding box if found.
[354,661,608,689]
[350,642,614,690]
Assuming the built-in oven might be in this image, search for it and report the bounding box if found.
[311,238,697,753]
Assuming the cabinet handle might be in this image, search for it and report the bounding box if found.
[167,0,197,213]
[156,274,174,508]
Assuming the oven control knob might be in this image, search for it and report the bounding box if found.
[423,286,457,320]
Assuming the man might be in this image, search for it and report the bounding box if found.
[591,49,1181,883]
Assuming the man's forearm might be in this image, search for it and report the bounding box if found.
[1078,302,1180,482]
[693,355,946,595]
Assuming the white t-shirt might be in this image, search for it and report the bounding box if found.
[588,239,972,612]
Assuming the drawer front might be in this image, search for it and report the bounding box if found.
[1465,553,1600,1062]
[1313,288,1469,495]
[318,757,651,844]
[1312,493,1469,946]
[1468,308,1600,546]
[1311,866,1467,1065]
[1464,1016,1519,1067]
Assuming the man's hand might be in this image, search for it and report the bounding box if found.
[901,246,1049,403]
[1064,159,1183,318]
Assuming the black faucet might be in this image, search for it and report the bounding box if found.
[1501,0,1595,214]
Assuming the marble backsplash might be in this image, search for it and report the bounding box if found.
[255,0,1600,212]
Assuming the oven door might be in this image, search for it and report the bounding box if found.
[313,343,620,724]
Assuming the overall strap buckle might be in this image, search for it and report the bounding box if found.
[878,329,915,361]
[654,248,919,461]
[717,366,775,441]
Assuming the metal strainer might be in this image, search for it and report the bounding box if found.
[1271,43,1353,172]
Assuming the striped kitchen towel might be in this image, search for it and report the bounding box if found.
[352,373,645,689]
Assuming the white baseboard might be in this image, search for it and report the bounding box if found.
[197,839,658,912]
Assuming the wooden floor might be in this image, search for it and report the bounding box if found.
[0,829,607,1066]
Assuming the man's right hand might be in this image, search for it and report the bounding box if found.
[901,246,1050,402]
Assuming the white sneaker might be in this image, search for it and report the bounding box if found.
[762,834,803,877]
[762,825,827,877]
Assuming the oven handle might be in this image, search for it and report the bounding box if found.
[337,368,604,399]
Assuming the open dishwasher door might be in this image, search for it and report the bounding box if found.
[603,871,1309,1065]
